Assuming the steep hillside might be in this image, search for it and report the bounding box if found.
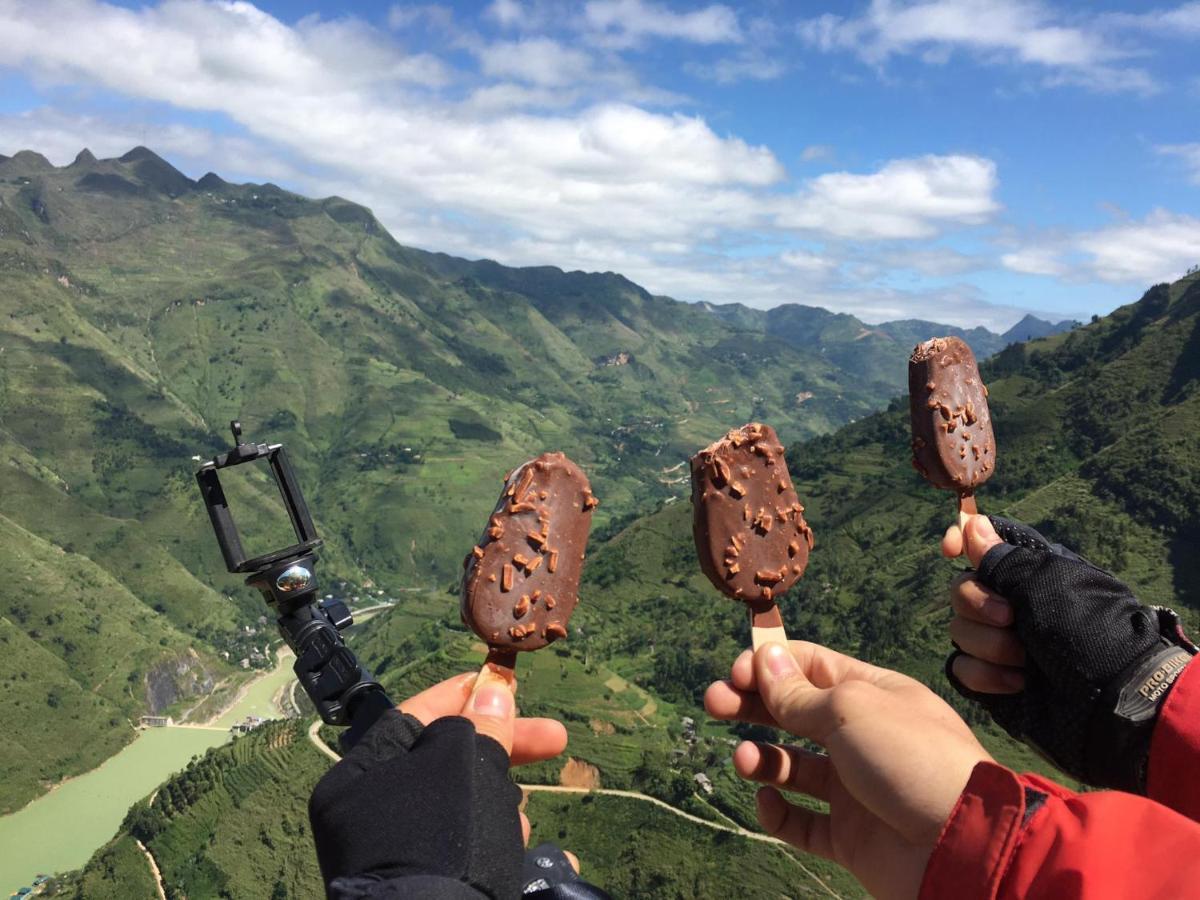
[58,720,328,899]
[68,273,1192,898]
[580,273,1199,705]
[0,145,1050,808]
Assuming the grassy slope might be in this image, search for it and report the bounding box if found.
[0,508,225,813]
[55,720,326,899]
[71,274,1197,897]
[58,834,159,899]
[0,146,1019,811]
[526,792,856,899]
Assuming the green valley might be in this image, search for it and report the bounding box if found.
[66,266,1197,896]
[0,146,1049,816]
[7,146,1193,899]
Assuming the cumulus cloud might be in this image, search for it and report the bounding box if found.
[1157,143,1200,184]
[688,50,787,84]
[886,246,986,276]
[799,0,1156,93]
[1001,210,1200,285]
[780,249,836,273]
[1105,2,1200,36]
[584,0,742,47]
[1077,210,1200,284]
[484,0,525,28]
[476,38,595,86]
[1001,245,1070,277]
[800,144,836,163]
[386,4,456,33]
[775,155,999,240]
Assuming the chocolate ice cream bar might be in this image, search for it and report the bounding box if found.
[461,452,596,658]
[908,337,996,513]
[691,423,812,646]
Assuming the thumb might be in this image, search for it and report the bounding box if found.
[752,643,830,742]
[462,675,516,756]
[964,514,1003,570]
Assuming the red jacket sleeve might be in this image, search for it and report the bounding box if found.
[920,761,1200,899]
[1147,657,1200,819]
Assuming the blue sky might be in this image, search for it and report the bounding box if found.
[1,1,1198,329]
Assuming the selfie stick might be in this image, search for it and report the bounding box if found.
[196,421,392,751]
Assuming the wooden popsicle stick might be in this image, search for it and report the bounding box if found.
[474,647,518,696]
[958,493,978,534]
[750,601,788,651]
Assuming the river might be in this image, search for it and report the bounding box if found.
[0,650,298,891]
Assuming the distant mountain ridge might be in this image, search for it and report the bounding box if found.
[700,302,1074,391]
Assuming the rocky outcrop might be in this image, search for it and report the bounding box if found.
[144,648,216,714]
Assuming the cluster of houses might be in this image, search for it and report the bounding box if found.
[677,717,715,796]
[230,715,266,735]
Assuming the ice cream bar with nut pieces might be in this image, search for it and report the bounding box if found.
[690,423,813,650]
[461,451,597,681]
[908,336,996,525]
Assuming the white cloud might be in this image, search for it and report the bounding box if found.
[1000,210,1200,285]
[775,154,999,240]
[1077,210,1200,284]
[1001,245,1070,277]
[386,4,455,33]
[484,0,524,28]
[800,144,835,163]
[584,0,742,47]
[780,249,836,273]
[1105,2,1200,36]
[800,0,1156,94]
[476,38,594,86]
[461,82,580,112]
[1154,1,1200,31]
[1157,143,1200,184]
[886,246,986,276]
[686,50,786,84]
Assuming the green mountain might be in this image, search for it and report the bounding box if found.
[68,264,1197,898]
[0,145,1052,813]
[584,273,1199,692]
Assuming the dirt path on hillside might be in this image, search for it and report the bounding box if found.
[136,839,167,900]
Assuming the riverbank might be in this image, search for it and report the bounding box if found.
[0,649,297,891]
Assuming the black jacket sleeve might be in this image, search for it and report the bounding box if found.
[309,709,524,900]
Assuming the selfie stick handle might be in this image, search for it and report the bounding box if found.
[246,552,392,752]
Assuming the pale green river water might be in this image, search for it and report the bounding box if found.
[0,654,298,891]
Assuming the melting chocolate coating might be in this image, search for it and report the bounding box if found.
[461,452,596,651]
[908,337,996,493]
[690,423,812,605]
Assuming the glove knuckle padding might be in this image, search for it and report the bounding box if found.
[310,710,523,899]
[980,548,1157,686]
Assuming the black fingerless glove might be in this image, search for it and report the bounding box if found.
[309,709,523,899]
[946,516,1197,793]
